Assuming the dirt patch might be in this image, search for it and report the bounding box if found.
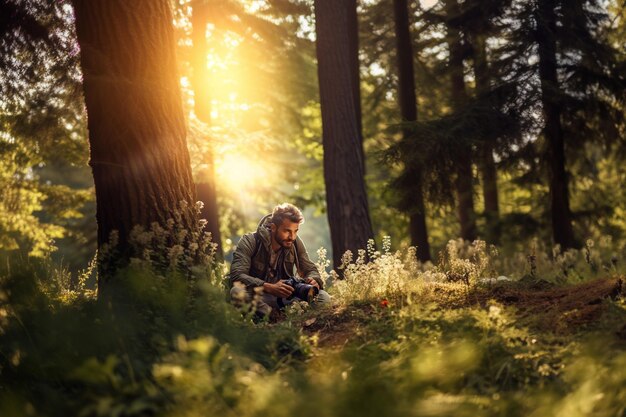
[423,276,624,333]
[488,277,623,333]
[302,304,376,349]
[301,277,625,346]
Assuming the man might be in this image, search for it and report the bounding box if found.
[230,203,331,319]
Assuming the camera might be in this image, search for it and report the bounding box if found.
[277,277,319,308]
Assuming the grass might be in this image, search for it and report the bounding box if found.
[1,236,626,417]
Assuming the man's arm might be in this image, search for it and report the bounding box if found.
[295,237,323,289]
[230,234,265,289]
[231,234,295,298]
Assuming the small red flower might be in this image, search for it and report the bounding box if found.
[380,299,389,308]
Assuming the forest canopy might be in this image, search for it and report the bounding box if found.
[1,0,625,270]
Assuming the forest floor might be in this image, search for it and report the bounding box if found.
[301,277,626,350]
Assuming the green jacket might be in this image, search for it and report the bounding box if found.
[230,215,323,290]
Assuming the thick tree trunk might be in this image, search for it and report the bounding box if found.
[314,0,375,268]
[472,33,500,242]
[446,0,477,242]
[393,0,431,261]
[73,0,197,272]
[191,3,223,259]
[537,0,576,249]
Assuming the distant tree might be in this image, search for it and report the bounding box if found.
[72,0,197,274]
[494,0,626,248]
[176,0,323,248]
[347,0,364,144]
[314,0,375,267]
[384,0,523,245]
[536,0,576,249]
[458,0,510,243]
[190,1,223,260]
[392,0,431,261]
[470,33,501,242]
[444,0,477,241]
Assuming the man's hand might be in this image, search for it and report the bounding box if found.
[305,278,320,289]
[263,282,294,298]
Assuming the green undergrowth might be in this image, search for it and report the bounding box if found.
[1,236,626,417]
[298,298,626,417]
[0,256,307,417]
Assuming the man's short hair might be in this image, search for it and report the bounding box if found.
[270,203,304,226]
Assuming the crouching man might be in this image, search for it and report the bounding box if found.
[230,203,331,319]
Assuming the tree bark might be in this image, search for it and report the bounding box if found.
[73,0,197,273]
[346,0,363,149]
[471,33,500,242]
[314,0,375,268]
[393,0,431,261]
[191,2,223,259]
[446,0,477,242]
[536,0,576,249]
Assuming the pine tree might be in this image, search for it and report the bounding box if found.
[444,0,478,241]
[494,0,626,248]
[314,0,375,267]
[392,0,431,261]
[386,0,521,244]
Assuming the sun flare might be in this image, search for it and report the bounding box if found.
[215,153,268,190]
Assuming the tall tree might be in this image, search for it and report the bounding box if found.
[445,0,477,241]
[392,0,431,261]
[314,0,375,267]
[73,0,197,273]
[384,0,520,247]
[536,0,575,249]
[346,0,364,147]
[461,0,517,243]
[190,1,223,259]
[494,0,625,248]
[468,22,500,243]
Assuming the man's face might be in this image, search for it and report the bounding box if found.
[271,219,299,249]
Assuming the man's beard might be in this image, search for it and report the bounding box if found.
[274,235,293,248]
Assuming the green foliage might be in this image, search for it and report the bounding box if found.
[309,239,626,417]
[2,234,626,416]
[0,253,307,417]
[0,0,94,261]
[325,235,626,307]
[0,140,92,257]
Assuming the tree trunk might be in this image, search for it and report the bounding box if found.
[407,170,430,261]
[393,0,431,261]
[73,0,197,274]
[346,0,363,149]
[536,0,576,249]
[480,142,499,241]
[314,0,375,268]
[446,0,477,241]
[472,33,500,242]
[191,2,223,260]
